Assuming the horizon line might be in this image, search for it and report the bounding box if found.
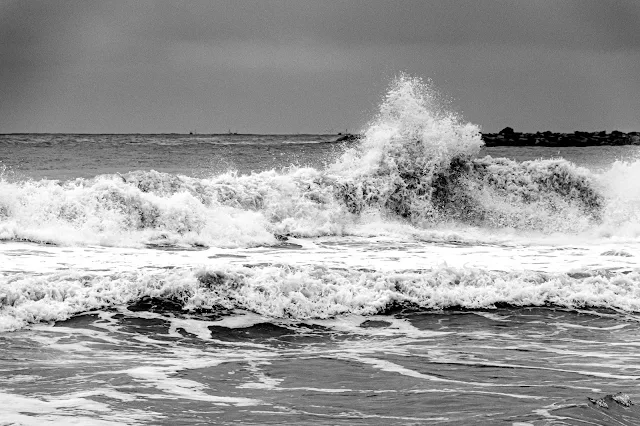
[1,129,638,136]
[0,132,348,136]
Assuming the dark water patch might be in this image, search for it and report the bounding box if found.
[3,305,640,424]
[144,243,209,251]
[126,295,231,320]
[111,314,179,342]
[567,271,596,279]
[128,296,184,313]
[54,313,109,332]
[284,323,354,344]
[208,254,248,259]
[566,268,634,279]
[269,242,304,249]
[13,238,58,246]
[174,327,199,339]
[260,356,542,423]
[317,240,375,248]
[359,320,392,329]
[207,322,352,345]
[2,249,55,256]
[401,310,507,332]
[602,249,634,257]
[402,307,640,343]
[209,322,293,342]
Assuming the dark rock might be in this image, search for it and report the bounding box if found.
[480,130,639,147]
[588,392,634,409]
[612,392,634,407]
[335,133,361,142]
[588,397,609,408]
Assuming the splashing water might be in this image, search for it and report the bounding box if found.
[331,74,603,231]
[4,75,640,426]
[0,74,632,248]
[331,74,483,178]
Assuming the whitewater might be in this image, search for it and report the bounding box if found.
[2,75,640,425]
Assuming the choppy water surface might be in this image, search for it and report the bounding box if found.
[2,75,640,425]
[2,133,639,181]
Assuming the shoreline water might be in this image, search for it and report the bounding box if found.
[3,77,640,424]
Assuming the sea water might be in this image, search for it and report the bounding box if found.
[2,75,640,425]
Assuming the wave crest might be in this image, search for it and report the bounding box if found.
[0,74,631,246]
[2,265,640,331]
[331,75,603,231]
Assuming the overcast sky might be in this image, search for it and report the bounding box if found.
[1,0,639,133]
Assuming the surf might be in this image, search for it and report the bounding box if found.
[0,74,636,250]
[4,263,640,331]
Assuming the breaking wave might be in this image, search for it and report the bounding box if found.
[3,264,640,331]
[0,73,636,248]
[0,168,344,247]
[3,74,640,331]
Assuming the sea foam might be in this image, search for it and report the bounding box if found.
[0,74,636,248]
[2,265,640,331]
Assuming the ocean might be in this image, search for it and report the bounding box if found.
[2,77,640,425]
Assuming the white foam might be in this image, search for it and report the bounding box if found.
[237,361,284,390]
[0,390,156,425]
[3,76,638,251]
[122,365,260,406]
[5,255,640,331]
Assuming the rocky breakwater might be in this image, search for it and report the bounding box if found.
[483,127,640,147]
[334,133,361,142]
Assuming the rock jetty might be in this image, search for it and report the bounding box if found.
[482,127,640,147]
[335,128,640,146]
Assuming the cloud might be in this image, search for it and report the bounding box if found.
[1,0,639,132]
[168,40,364,73]
[314,0,640,51]
[135,0,640,52]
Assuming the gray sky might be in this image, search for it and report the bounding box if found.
[1,0,639,133]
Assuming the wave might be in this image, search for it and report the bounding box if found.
[0,74,638,247]
[0,168,349,247]
[2,264,640,331]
